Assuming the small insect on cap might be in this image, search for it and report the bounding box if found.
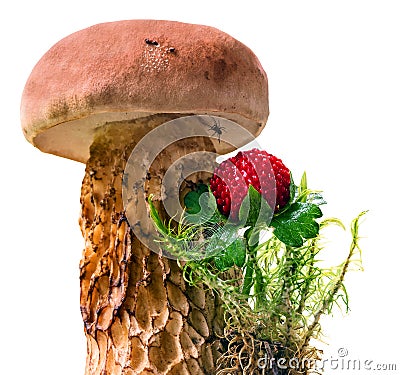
[21,20,269,163]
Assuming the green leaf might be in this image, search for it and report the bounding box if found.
[297,172,309,203]
[184,191,201,214]
[184,190,202,214]
[271,202,323,247]
[307,192,326,206]
[300,171,308,192]
[214,238,246,271]
[200,192,226,224]
[148,196,169,236]
[238,185,273,227]
[293,172,327,207]
[183,183,209,214]
[184,184,224,224]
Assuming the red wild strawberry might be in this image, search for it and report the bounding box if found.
[209,149,291,220]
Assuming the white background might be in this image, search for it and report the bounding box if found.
[1,1,399,374]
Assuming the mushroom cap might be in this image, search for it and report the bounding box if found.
[21,20,269,163]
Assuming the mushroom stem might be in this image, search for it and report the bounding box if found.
[79,119,223,374]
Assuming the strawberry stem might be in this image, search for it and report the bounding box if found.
[242,256,254,297]
[242,227,261,303]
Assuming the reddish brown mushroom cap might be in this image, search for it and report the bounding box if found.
[21,20,269,163]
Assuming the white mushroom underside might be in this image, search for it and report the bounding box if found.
[32,111,262,163]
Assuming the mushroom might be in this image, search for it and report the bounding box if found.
[21,20,269,375]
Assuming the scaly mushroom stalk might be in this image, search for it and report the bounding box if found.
[79,120,224,374]
[20,20,269,374]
